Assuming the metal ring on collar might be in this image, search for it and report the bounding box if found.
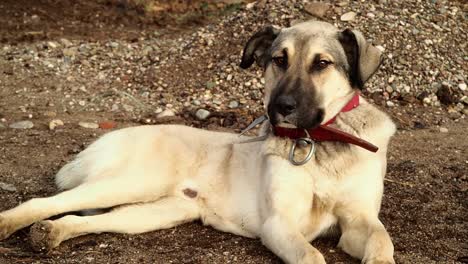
[288,130,315,166]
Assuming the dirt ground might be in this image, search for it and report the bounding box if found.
[0,1,467,264]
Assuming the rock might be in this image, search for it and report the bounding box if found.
[49,119,64,130]
[341,11,357,22]
[366,12,375,19]
[226,74,233,81]
[458,83,466,91]
[99,121,117,130]
[386,101,395,107]
[78,122,99,129]
[63,47,78,58]
[206,81,216,89]
[47,41,58,49]
[228,100,239,109]
[304,2,330,18]
[157,109,176,118]
[195,109,210,120]
[9,121,34,129]
[59,38,73,47]
[142,46,153,56]
[0,182,17,192]
[439,127,449,133]
[436,86,455,105]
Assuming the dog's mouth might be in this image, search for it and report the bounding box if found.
[268,109,324,130]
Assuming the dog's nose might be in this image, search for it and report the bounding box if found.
[276,95,297,116]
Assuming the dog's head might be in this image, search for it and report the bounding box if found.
[240,21,382,129]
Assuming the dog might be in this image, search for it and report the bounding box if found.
[0,21,396,264]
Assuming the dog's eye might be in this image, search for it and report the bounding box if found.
[272,56,287,68]
[317,60,332,69]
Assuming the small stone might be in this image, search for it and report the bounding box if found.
[63,48,77,57]
[195,109,210,120]
[226,74,233,81]
[47,41,58,49]
[192,100,201,106]
[439,127,449,133]
[388,75,395,84]
[206,81,216,89]
[458,83,466,91]
[340,11,357,21]
[43,111,57,117]
[99,121,117,130]
[78,122,99,129]
[0,182,17,192]
[9,121,34,129]
[366,12,375,19]
[228,100,239,109]
[386,101,395,107]
[304,2,330,18]
[59,38,73,47]
[49,119,64,130]
[142,46,153,56]
[157,109,176,118]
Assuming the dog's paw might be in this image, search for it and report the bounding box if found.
[0,214,16,240]
[30,221,63,252]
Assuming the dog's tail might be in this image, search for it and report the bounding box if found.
[55,129,128,190]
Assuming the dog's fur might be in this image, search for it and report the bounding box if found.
[0,21,396,264]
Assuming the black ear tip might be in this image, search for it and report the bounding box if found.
[239,60,252,69]
[239,51,255,69]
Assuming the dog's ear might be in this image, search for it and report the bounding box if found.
[240,26,281,69]
[339,29,382,89]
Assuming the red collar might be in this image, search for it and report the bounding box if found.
[273,92,378,152]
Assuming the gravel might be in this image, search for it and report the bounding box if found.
[0,0,466,123]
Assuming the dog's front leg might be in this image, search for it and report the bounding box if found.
[338,214,395,264]
[261,214,326,264]
[259,156,325,264]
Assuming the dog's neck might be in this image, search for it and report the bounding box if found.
[320,91,358,126]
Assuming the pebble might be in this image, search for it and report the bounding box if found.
[49,119,64,130]
[47,41,58,49]
[439,127,449,133]
[59,38,73,47]
[341,11,357,21]
[0,182,17,192]
[157,109,176,118]
[228,100,239,109]
[9,120,34,129]
[195,109,210,120]
[99,121,117,129]
[78,122,99,129]
[458,83,466,91]
[304,2,330,18]
[386,101,395,107]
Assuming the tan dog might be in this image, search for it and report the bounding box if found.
[0,21,396,264]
